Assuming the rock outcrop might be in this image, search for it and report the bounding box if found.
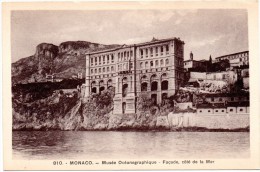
[12,41,121,85]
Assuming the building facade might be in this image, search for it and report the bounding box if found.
[214,51,249,67]
[84,37,185,115]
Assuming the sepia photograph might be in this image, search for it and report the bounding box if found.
[2,1,260,170]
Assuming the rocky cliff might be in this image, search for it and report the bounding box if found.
[12,41,120,84]
[12,88,249,131]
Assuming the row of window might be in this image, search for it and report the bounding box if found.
[217,52,249,62]
[118,51,133,62]
[208,97,249,102]
[140,45,169,58]
[199,108,247,113]
[140,67,169,73]
[90,54,115,66]
[91,66,115,74]
[140,58,169,69]
[90,74,115,79]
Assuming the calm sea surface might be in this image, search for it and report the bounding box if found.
[13,131,250,159]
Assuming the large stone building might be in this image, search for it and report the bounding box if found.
[84,37,185,114]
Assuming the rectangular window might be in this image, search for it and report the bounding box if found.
[166,45,169,52]
[103,56,105,64]
[99,56,101,65]
[91,58,93,66]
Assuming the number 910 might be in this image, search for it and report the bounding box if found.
[53,161,63,165]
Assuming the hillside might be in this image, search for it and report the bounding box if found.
[12,41,121,84]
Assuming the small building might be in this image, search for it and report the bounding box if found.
[177,102,193,110]
[204,92,249,104]
[197,103,214,114]
[46,74,54,82]
[225,101,249,114]
[212,103,226,114]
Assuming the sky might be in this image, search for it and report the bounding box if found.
[11,9,248,62]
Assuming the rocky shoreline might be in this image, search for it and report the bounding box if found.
[12,88,249,132]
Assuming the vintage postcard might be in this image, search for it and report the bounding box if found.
[2,1,260,170]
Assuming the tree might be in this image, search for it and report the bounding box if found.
[137,92,153,112]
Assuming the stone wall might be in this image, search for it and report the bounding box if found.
[165,113,249,129]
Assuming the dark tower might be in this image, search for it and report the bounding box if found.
[190,51,193,60]
[209,55,212,63]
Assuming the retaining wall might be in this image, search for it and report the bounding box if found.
[164,113,249,129]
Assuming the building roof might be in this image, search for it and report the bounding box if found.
[227,101,250,107]
[203,92,249,98]
[215,51,249,60]
[87,37,184,55]
[197,103,226,109]
[197,103,213,109]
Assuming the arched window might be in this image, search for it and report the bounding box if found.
[151,74,157,82]
[141,82,148,91]
[160,59,164,66]
[122,84,128,97]
[99,68,101,73]
[107,79,113,87]
[95,69,97,73]
[91,69,93,74]
[111,66,114,72]
[161,73,167,80]
[140,62,143,68]
[151,94,157,104]
[162,93,168,102]
[150,61,154,67]
[145,61,149,68]
[151,82,158,91]
[100,87,105,92]
[99,80,104,86]
[161,80,168,90]
[103,67,105,73]
[107,67,110,72]
[155,60,159,67]
[166,59,169,65]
